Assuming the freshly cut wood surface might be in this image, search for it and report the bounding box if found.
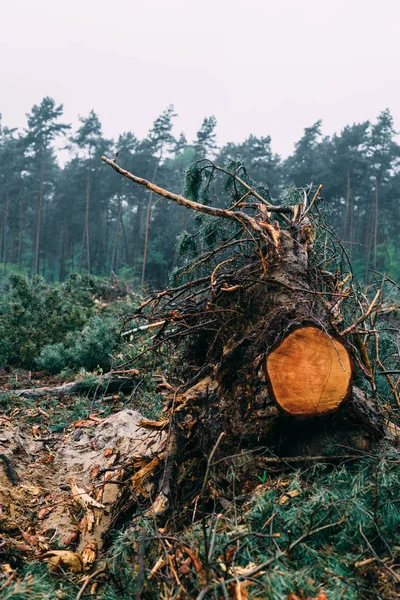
[266,326,352,416]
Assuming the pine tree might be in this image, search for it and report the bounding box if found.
[141,105,177,287]
[24,97,70,275]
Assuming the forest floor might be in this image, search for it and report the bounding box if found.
[1,366,400,600]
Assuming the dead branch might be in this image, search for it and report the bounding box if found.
[101,156,281,246]
[340,289,381,337]
[0,372,139,398]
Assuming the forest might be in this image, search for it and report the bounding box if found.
[0,97,399,287]
[0,97,400,600]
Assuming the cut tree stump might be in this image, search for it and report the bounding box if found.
[266,326,352,416]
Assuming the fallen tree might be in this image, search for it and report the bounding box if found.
[101,156,399,520]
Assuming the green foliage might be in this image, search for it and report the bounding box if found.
[0,273,132,371]
[103,448,400,599]
[36,314,120,374]
[0,273,100,368]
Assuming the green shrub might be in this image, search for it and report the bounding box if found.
[37,315,120,374]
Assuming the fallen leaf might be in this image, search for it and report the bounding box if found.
[39,454,54,464]
[81,541,97,567]
[279,489,300,505]
[181,546,203,574]
[231,562,265,577]
[41,550,84,573]
[90,465,100,480]
[37,506,53,519]
[20,484,42,496]
[70,483,105,509]
[138,418,169,430]
[62,530,80,547]
[103,447,113,458]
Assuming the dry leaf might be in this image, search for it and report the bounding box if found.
[2,564,13,574]
[231,562,265,577]
[84,509,95,533]
[81,541,97,567]
[61,530,80,547]
[31,425,40,436]
[279,489,300,505]
[148,491,169,516]
[21,531,47,547]
[41,550,84,572]
[39,454,54,464]
[90,465,100,480]
[103,447,113,457]
[70,482,105,509]
[181,546,203,574]
[138,418,169,430]
[20,484,42,496]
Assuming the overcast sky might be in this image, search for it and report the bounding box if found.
[1,0,399,157]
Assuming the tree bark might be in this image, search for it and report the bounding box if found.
[110,196,123,278]
[373,175,379,271]
[141,163,159,287]
[2,191,9,274]
[34,157,45,276]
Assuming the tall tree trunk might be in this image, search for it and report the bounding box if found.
[11,203,17,265]
[110,197,123,278]
[34,157,45,276]
[364,196,374,282]
[42,193,50,279]
[343,169,351,239]
[18,196,23,270]
[349,190,355,260]
[373,176,379,271]
[141,163,159,287]
[59,217,67,281]
[121,215,129,267]
[78,226,86,273]
[79,172,91,274]
[2,191,9,275]
[132,196,143,271]
[86,174,91,274]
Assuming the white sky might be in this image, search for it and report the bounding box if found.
[1,0,399,157]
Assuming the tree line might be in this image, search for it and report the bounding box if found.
[0,97,399,287]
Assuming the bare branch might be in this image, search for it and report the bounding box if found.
[101,156,281,246]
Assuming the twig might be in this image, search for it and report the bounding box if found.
[75,568,106,600]
[301,184,323,219]
[200,432,225,582]
[122,320,166,338]
[340,289,381,337]
[195,517,344,599]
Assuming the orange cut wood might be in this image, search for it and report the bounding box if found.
[266,326,352,416]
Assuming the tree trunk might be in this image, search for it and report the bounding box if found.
[110,196,123,278]
[79,173,91,274]
[343,169,350,238]
[34,157,45,276]
[2,191,9,274]
[373,175,379,271]
[18,196,23,270]
[141,163,159,287]
[59,216,67,281]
